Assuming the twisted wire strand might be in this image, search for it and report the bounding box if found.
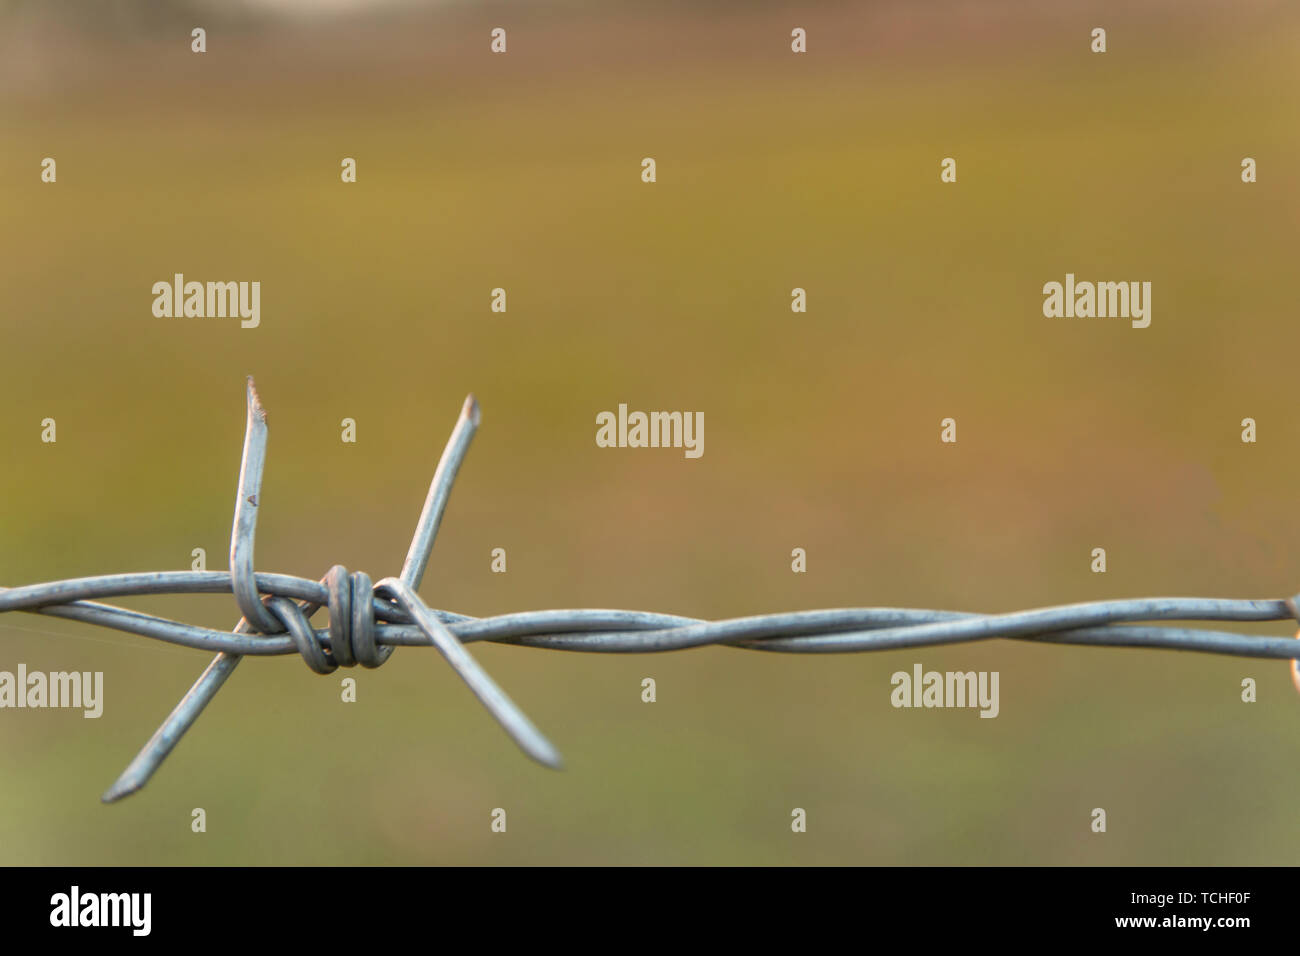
[4,576,1300,658]
[3,378,1298,804]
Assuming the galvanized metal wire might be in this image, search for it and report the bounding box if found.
[3,378,1299,803]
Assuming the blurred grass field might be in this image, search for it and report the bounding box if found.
[1,0,1299,864]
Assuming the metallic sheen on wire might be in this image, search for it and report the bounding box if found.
[3,379,1299,804]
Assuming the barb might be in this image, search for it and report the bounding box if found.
[2,380,1299,803]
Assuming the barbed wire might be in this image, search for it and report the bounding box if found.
[3,378,1299,804]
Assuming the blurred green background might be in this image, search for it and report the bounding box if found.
[2,0,1299,864]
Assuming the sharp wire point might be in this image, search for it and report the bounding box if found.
[377,577,562,769]
[399,393,480,592]
[0,378,1296,802]
[246,376,266,422]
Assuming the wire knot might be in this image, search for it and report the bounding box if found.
[8,378,1298,804]
[262,566,393,674]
